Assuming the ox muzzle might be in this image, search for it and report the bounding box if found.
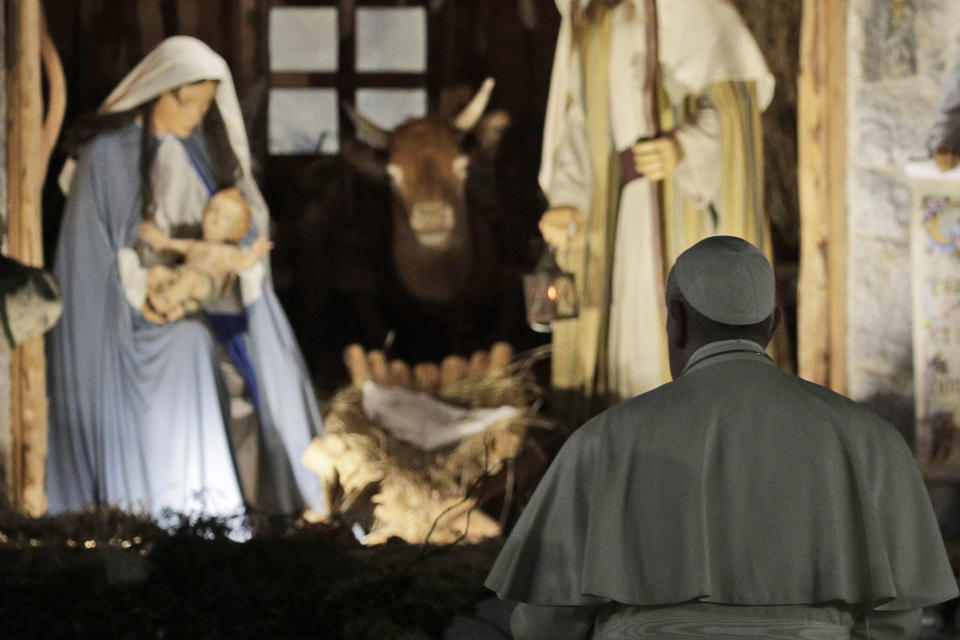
[409,201,456,248]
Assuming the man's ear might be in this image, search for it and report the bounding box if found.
[769,306,782,339]
[667,299,688,349]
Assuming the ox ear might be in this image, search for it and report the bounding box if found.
[341,100,391,151]
[474,109,511,155]
[342,138,389,180]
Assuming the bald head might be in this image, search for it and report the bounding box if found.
[665,236,779,377]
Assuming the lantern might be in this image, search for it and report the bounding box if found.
[522,247,578,332]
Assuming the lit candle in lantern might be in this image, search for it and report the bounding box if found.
[523,247,578,332]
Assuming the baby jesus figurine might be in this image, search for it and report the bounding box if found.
[138,187,272,323]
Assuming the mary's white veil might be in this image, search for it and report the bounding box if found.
[60,36,270,248]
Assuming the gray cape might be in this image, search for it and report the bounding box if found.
[486,341,958,610]
[46,122,324,518]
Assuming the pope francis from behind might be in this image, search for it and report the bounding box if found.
[487,236,958,639]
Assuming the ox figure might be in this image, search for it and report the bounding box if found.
[281,78,546,384]
[342,78,503,305]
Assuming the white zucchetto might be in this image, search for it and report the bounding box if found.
[668,235,775,325]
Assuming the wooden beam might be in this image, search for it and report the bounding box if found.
[6,0,48,515]
[228,0,260,97]
[176,0,202,40]
[137,0,165,54]
[797,0,847,393]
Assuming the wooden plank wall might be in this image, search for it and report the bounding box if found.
[44,0,265,119]
[797,0,848,392]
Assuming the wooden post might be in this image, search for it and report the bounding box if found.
[797,0,847,393]
[6,0,47,515]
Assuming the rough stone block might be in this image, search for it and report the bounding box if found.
[856,0,918,82]
[847,237,913,382]
[848,365,914,426]
[914,2,960,86]
[849,168,912,241]
[852,80,942,168]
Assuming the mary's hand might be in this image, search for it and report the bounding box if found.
[142,303,168,325]
[138,221,168,251]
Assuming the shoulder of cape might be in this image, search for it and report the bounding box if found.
[81,122,141,164]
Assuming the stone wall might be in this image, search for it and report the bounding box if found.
[847,0,960,432]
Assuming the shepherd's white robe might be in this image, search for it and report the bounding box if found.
[541,0,774,399]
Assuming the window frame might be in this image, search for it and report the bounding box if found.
[267,0,436,156]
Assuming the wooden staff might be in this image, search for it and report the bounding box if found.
[642,0,667,292]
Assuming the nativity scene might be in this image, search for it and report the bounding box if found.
[0,0,959,637]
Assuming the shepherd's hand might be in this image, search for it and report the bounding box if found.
[539,206,585,251]
[632,134,684,182]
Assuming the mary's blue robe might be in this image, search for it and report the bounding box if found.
[46,122,324,519]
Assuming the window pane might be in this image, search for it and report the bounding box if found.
[269,88,339,155]
[355,88,427,130]
[269,7,338,72]
[355,8,426,73]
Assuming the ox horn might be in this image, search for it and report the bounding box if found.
[453,77,495,133]
[342,100,391,151]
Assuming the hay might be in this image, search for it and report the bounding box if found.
[304,346,548,545]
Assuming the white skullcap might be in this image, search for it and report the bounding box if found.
[667,235,775,325]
